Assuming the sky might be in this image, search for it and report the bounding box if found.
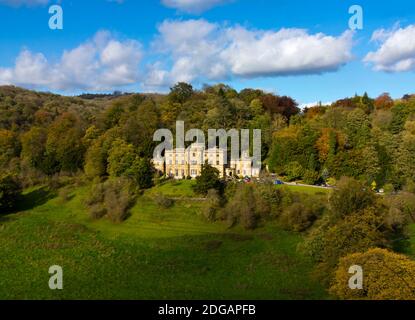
[0,0,415,106]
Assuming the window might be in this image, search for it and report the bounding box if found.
[175,170,179,177]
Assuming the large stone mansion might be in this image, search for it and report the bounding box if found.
[153,143,260,179]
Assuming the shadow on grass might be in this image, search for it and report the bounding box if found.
[14,187,56,213]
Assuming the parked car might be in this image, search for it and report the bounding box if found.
[274,180,284,185]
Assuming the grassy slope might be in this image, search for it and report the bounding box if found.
[0,181,327,300]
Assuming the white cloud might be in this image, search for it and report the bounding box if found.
[161,0,230,14]
[0,31,143,91]
[146,19,354,88]
[365,24,415,72]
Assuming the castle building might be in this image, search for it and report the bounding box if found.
[153,143,260,179]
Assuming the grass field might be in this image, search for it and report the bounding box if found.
[0,181,329,300]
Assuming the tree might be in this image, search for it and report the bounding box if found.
[0,129,19,168]
[193,163,223,196]
[260,94,299,120]
[0,174,22,212]
[21,127,47,171]
[223,184,258,230]
[128,157,154,189]
[107,139,154,189]
[46,113,85,173]
[330,248,415,300]
[169,82,194,104]
[329,177,375,221]
[107,139,137,178]
[202,189,223,222]
[84,128,122,178]
[374,93,394,110]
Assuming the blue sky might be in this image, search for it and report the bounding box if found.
[0,0,415,106]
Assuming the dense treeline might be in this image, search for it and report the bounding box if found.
[0,83,414,207]
[269,93,415,189]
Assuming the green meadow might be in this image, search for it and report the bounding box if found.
[0,181,328,300]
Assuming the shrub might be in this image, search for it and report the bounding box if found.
[280,202,318,232]
[84,178,135,223]
[284,161,304,181]
[104,178,135,223]
[383,183,395,194]
[89,203,107,220]
[202,189,222,222]
[223,184,258,230]
[303,169,320,185]
[330,248,415,300]
[84,181,106,208]
[0,174,22,211]
[154,193,174,209]
[254,184,283,219]
[329,177,375,221]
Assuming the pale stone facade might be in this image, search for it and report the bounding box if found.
[153,144,260,179]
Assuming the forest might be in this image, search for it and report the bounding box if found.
[1,83,415,300]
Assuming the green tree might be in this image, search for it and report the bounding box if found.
[107,139,137,178]
[0,174,22,212]
[21,127,47,171]
[0,129,19,168]
[329,177,375,221]
[169,82,194,104]
[193,163,223,196]
[46,113,85,173]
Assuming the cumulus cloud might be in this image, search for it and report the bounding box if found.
[0,31,143,91]
[364,24,415,72]
[146,19,354,88]
[161,0,230,14]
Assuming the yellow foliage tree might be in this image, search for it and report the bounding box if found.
[330,248,415,300]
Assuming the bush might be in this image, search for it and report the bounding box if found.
[303,169,320,185]
[330,248,415,300]
[202,189,222,222]
[0,174,22,211]
[284,161,304,181]
[279,202,319,232]
[254,184,283,219]
[89,203,107,220]
[84,178,135,223]
[329,177,375,221]
[154,193,174,209]
[383,183,395,194]
[84,181,106,208]
[223,184,258,230]
[104,179,135,223]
